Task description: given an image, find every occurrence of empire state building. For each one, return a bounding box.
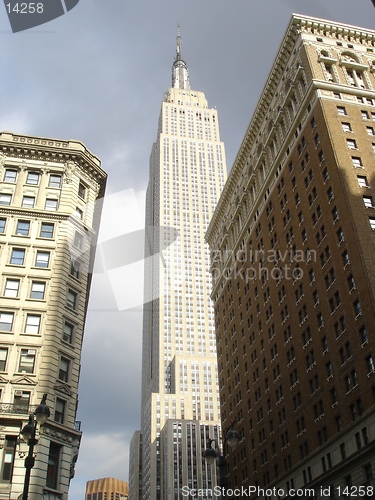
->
[138,30,227,500]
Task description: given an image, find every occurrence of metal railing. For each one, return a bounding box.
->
[0,403,38,415]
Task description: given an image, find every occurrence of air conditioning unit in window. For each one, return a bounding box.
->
[27,350,36,355]
[14,390,23,396]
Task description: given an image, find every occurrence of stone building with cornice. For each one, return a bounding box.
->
[0,132,106,499]
[206,14,375,498]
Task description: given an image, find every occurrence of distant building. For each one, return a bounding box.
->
[85,477,128,500]
[138,29,227,499]
[0,131,106,499]
[128,431,142,500]
[207,14,375,498]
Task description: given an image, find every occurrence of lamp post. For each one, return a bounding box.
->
[21,394,50,500]
[203,424,240,496]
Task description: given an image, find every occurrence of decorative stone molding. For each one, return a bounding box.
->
[42,426,74,444]
[0,153,6,168]
[10,375,37,386]
[54,384,73,397]
[64,160,76,183]
[41,166,51,175]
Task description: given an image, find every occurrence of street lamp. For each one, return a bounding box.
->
[203,424,240,493]
[21,394,50,500]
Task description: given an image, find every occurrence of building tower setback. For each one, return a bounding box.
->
[206,14,375,498]
[138,29,228,500]
[0,131,106,499]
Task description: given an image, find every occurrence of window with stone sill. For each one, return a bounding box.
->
[22,196,35,208]
[3,169,17,183]
[24,314,41,335]
[16,220,30,236]
[4,279,20,298]
[0,312,14,332]
[0,193,12,205]
[10,248,25,266]
[26,171,40,185]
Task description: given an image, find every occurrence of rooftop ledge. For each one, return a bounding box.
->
[0,131,102,169]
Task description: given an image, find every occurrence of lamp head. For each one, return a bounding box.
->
[34,394,50,425]
[21,415,34,441]
[226,426,240,449]
[203,446,218,465]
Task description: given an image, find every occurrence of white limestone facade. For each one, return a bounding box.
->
[0,132,106,499]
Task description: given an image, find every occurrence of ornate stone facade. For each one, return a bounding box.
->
[0,132,106,499]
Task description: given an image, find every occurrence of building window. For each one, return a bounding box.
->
[26,172,40,185]
[63,321,74,344]
[73,231,83,249]
[369,217,375,230]
[3,169,17,183]
[74,207,83,219]
[54,398,66,424]
[346,67,366,88]
[78,182,86,200]
[360,326,368,343]
[24,314,41,335]
[45,199,58,211]
[363,196,374,208]
[337,106,347,116]
[0,436,17,482]
[46,442,61,489]
[354,300,362,317]
[0,348,8,371]
[49,174,61,188]
[35,251,50,268]
[0,218,6,233]
[30,282,46,300]
[342,250,350,266]
[342,122,352,132]
[70,259,80,279]
[352,157,363,168]
[13,391,30,410]
[22,196,35,208]
[4,279,20,298]
[16,220,30,236]
[58,357,70,382]
[357,175,369,188]
[0,312,14,332]
[67,289,78,310]
[18,349,36,373]
[10,248,25,266]
[40,222,54,238]
[347,274,356,291]
[366,355,375,374]
[0,193,12,205]
[363,463,373,482]
[347,139,357,149]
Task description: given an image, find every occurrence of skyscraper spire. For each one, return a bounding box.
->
[172,25,190,90]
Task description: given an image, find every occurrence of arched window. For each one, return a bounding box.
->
[340,52,369,89]
[318,49,338,83]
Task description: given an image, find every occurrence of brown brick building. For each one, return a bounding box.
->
[206,15,375,498]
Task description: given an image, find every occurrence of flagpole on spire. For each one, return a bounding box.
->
[172,25,190,90]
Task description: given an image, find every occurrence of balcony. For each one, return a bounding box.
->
[0,402,38,416]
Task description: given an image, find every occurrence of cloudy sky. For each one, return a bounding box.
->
[1,0,374,497]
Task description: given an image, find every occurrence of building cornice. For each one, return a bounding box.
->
[207,14,375,244]
[0,132,107,189]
